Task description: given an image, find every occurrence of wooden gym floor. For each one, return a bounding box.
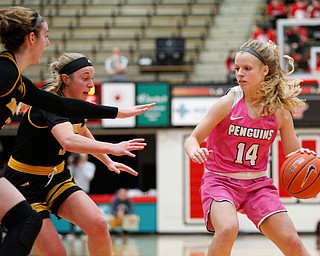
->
[30,233,320,256]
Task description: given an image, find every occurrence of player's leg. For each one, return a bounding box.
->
[58,190,112,256]
[0,178,42,256]
[33,217,67,256]
[260,212,310,256]
[207,200,239,256]
[0,177,25,220]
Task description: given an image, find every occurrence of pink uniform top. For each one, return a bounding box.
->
[205,86,278,173]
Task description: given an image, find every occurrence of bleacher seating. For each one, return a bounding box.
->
[3,0,222,83]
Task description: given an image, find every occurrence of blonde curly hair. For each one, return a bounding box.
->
[239,39,304,116]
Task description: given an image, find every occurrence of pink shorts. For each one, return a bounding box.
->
[200,171,286,232]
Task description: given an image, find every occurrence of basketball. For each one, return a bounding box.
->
[280,152,320,199]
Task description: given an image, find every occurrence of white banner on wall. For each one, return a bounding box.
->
[171,97,219,126]
[101,83,136,128]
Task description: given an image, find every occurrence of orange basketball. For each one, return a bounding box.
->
[280,152,320,199]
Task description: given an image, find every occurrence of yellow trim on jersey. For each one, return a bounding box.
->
[8,156,64,175]
[31,176,77,214]
[27,107,48,128]
[6,98,17,115]
[0,52,24,98]
[73,123,82,133]
[47,176,75,209]
[58,149,66,155]
[31,202,49,214]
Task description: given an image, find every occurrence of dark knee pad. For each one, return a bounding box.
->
[19,209,42,250]
[0,201,42,256]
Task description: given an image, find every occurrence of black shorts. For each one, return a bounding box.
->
[5,166,81,219]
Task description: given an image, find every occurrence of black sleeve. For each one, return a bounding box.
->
[0,57,19,96]
[21,76,118,119]
[37,108,70,130]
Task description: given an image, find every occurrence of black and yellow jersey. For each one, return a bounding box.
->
[5,104,84,217]
[8,104,84,175]
[0,51,26,129]
[0,50,118,130]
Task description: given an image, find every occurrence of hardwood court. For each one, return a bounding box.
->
[30,233,320,256]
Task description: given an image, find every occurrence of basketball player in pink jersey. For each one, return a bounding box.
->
[184,39,311,255]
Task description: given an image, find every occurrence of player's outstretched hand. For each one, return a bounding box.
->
[107,161,138,176]
[112,138,147,157]
[117,103,156,118]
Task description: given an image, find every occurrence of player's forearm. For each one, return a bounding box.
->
[61,135,118,155]
[79,128,115,167]
[23,78,118,119]
[92,153,113,167]
[184,137,200,157]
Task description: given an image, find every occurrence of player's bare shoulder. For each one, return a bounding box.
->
[218,88,236,109]
[206,88,235,121]
[275,107,293,130]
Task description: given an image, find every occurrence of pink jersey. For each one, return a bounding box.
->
[205,86,278,173]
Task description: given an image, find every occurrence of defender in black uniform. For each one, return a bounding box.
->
[5,53,145,256]
[0,6,153,256]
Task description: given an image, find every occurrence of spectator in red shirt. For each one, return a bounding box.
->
[285,25,310,72]
[307,0,320,17]
[285,26,309,55]
[292,52,310,73]
[288,0,310,19]
[225,49,236,83]
[266,0,287,29]
[253,24,276,43]
[316,54,320,71]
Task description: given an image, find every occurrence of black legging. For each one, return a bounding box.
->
[0,201,42,256]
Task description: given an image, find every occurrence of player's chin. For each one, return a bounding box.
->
[238,81,247,87]
[81,94,89,100]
